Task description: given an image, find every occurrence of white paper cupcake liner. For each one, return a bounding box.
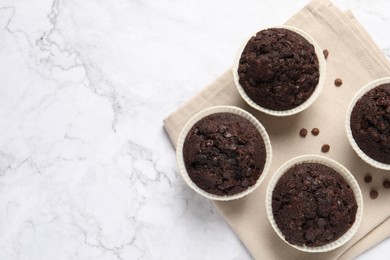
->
[176,106,272,201]
[232,25,326,116]
[265,155,363,253]
[346,77,390,170]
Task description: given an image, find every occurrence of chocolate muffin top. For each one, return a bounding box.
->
[237,28,320,111]
[350,83,390,164]
[182,112,266,196]
[272,163,357,247]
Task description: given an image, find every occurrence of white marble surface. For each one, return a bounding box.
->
[0,0,389,259]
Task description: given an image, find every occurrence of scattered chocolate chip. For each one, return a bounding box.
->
[383,180,390,189]
[299,128,308,137]
[323,49,329,59]
[364,175,372,183]
[321,144,330,153]
[334,78,343,87]
[311,128,320,136]
[370,189,379,199]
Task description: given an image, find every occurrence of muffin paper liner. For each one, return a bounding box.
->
[265,155,363,253]
[176,105,272,201]
[232,25,326,116]
[345,77,390,170]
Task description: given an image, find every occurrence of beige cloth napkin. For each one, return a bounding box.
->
[163,0,390,259]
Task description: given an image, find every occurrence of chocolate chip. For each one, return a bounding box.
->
[321,144,330,153]
[212,157,218,166]
[317,218,327,227]
[218,180,236,190]
[218,125,227,133]
[326,233,334,241]
[228,158,238,165]
[370,189,379,199]
[224,132,233,138]
[323,49,329,59]
[311,128,320,136]
[241,179,249,187]
[206,139,214,147]
[383,180,390,189]
[299,128,308,137]
[229,144,237,151]
[223,172,231,179]
[364,175,372,183]
[304,230,315,241]
[195,154,207,164]
[360,120,369,129]
[334,78,343,87]
[248,77,256,85]
[260,56,269,65]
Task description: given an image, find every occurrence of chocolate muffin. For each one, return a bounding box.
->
[350,83,390,164]
[272,163,357,247]
[237,28,320,111]
[182,112,267,196]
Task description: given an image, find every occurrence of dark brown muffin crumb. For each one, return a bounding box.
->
[323,49,329,59]
[183,112,266,196]
[311,128,320,136]
[383,180,390,189]
[237,28,320,111]
[364,175,372,183]
[335,78,343,87]
[350,84,390,164]
[299,128,308,137]
[370,189,379,199]
[272,163,357,247]
[321,144,330,153]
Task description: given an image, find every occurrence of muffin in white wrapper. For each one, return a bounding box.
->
[266,155,363,252]
[346,77,390,170]
[176,106,272,201]
[233,25,326,116]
